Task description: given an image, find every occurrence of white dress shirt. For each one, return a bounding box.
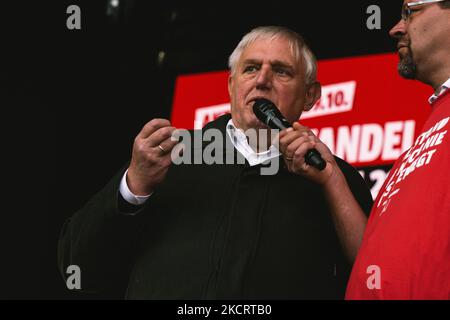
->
[119,118,281,205]
[428,77,450,104]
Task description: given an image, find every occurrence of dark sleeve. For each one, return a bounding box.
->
[57,163,149,297]
[334,156,373,216]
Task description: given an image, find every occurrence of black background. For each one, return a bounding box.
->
[3,0,405,299]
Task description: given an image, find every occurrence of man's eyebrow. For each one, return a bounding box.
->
[241,59,261,65]
[241,59,295,70]
[271,60,295,71]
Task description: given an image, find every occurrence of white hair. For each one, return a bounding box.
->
[228,26,317,85]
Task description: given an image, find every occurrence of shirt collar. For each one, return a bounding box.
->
[226,119,280,166]
[428,77,450,104]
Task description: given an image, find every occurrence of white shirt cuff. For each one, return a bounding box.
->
[119,169,152,205]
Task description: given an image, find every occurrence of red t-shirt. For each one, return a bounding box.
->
[346,90,450,300]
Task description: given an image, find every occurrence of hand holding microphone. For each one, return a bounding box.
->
[253,98,326,171]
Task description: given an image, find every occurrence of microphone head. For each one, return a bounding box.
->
[253,98,290,129]
[253,98,277,125]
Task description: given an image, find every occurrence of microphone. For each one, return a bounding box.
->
[253,98,326,171]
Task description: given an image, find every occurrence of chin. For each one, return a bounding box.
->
[251,122,272,133]
[245,115,266,130]
[234,111,269,131]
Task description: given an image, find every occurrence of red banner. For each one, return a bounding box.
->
[171,53,432,169]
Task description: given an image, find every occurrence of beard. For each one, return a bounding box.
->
[397,47,417,79]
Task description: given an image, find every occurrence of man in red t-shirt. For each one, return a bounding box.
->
[344,0,450,299]
[278,0,450,300]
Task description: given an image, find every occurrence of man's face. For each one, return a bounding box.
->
[228,36,312,132]
[389,0,450,79]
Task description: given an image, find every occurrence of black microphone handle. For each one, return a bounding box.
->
[268,118,326,171]
[305,149,326,171]
[270,117,289,130]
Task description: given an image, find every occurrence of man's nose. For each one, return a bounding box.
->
[255,66,272,90]
[389,19,406,39]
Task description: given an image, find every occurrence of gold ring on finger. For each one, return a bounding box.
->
[158,144,166,154]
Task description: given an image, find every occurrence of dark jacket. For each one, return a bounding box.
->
[58,114,373,299]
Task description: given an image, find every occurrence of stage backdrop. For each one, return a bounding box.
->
[170,53,432,199]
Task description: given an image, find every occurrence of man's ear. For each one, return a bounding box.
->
[228,74,233,97]
[303,81,321,112]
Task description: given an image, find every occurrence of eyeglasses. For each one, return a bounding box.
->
[401,0,448,20]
